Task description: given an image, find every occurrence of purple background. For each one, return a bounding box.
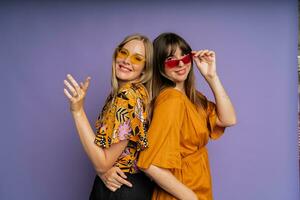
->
[0,0,298,199]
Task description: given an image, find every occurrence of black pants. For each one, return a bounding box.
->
[89,172,154,200]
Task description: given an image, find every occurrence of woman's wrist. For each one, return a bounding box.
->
[71,107,85,117]
[205,74,219,84]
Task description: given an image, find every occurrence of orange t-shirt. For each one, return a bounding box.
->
[138,88,225,200]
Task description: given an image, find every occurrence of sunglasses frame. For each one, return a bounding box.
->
[116,47,145,66]
[164,52,194,68]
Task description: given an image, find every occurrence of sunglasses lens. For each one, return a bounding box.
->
[165,59,179,68]
[164,53,192,68]
[131,55,145,65]
[117,48,145,65]
[117,48,129,59]
[181,54,192,64]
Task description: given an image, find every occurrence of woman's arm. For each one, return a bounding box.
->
[206,75,236,127]
[193,50,237,127]
[64,74,128,173]
[142,165,198,200]
[72,108,128,173]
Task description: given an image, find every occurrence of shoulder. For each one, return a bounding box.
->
[118,82,148,98]
[152,88,186,123]
[116,82,149,107]
[155,87,185,107]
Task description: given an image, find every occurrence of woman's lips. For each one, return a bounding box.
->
[118,64,132,72]
[175,67,187,75]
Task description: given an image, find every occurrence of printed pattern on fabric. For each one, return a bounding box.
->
[94,82,149,173]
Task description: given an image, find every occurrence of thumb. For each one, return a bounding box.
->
[83,76,91,91]
[193,57,201,67]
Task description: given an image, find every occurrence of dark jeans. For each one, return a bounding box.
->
[89,172,154,200]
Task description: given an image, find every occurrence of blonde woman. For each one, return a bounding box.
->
[63,34,154,200]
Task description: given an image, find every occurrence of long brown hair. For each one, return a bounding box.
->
[150,32,207,119]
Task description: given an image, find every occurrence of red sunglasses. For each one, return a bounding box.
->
[164,52,195,68]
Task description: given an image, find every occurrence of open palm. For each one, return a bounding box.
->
[63,74,91,112]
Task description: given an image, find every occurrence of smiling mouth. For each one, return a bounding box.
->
[175,68,187,75]
[118,64,132,72]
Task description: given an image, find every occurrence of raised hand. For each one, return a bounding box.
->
[99,167,132,192]
[192,50,217,80]
[63,74,91,113]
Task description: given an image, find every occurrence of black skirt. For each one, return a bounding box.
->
[89,172,154,200]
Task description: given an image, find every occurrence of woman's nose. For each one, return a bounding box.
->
[124,56,131,64]
[178,60,184,68]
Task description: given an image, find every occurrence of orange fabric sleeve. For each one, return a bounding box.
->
[207,101,225,140]
[94,86,149,150]
[137,91,184,169]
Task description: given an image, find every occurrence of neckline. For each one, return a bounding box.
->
[160,87,188,99]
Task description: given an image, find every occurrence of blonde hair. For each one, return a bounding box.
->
[111,34,153,99]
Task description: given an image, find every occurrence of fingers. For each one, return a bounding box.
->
[106,183,119,192]
[82,77,91,92]
[100,174,121,192]
[115,174,132,187]
[80,82,84,89]
[116,168,132,187]
[193,50,214,57]
[116,167,127,179]
[106,180,121,189]
[63,88,73,100]
[193,50,215,62]
[64,79,78,97]
[64,74,91,99]
[66,74,82,96]
[79,77,91,92]
[200,50,212,57]
[100,167,133,192]
[104,177,122,192]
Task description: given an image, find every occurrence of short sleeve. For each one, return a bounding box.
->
[137,90,184,170]
[94,86,149,151]
[207,101,225,140]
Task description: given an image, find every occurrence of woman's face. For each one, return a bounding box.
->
[163,46,192,84]
[115,39,146,84]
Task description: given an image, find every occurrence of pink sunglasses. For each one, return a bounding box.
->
[164,52,195,68]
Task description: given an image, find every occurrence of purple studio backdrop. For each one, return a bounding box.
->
[0,0,298,199]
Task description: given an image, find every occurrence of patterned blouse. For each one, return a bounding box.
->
[94,82,149,173]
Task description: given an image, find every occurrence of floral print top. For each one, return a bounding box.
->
[94,82,149,173]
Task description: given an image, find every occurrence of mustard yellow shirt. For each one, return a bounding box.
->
[138,88,225,200]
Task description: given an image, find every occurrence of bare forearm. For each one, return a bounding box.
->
[72,109,108,172]
[143,165,197,200]
[206,75,237,126]
[64,74,126,173]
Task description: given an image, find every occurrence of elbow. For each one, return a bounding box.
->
[139,167,153,178]
[219,117,237,127]
[142,168,155,180]
[139,167,148,174]
[228,117,237,126]
[229,111,238,126]
[217,112,237,127]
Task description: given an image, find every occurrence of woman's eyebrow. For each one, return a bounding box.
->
[134,53,145,57]
[122,47,144,56]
